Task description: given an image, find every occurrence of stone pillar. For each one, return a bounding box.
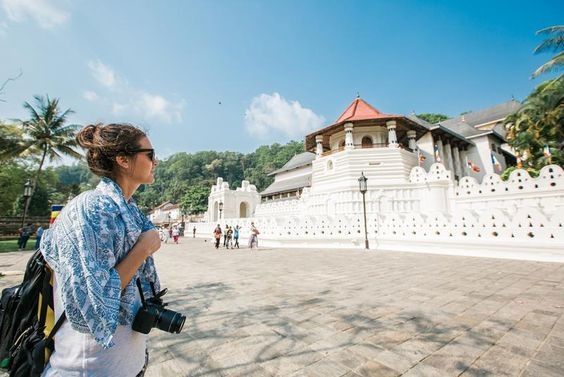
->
[444,140,455,175]
[452,145,462,180]
[407,130,417,151]
[386,120,398,148]
[344,122,354,150]
[315,135,324,157]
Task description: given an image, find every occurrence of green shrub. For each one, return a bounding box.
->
[500,166,540,181]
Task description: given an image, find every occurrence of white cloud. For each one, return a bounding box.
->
[86,59,184,124]
[110,93,184,123]
[1,0,69,29]
[87,60,117,89]
[245,92,325,138]
[82,90,98,101]
[129,91,184,123]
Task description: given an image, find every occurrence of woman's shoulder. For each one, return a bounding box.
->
[85,189,119,208]
[42,192,120,249]
[73,190,121,221]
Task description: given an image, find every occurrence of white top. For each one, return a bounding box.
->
[42,277,147,377]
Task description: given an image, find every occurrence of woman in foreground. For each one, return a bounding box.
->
[41,123,161,376]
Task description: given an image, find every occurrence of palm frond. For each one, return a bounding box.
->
[531,53,564,78]
[534,36,564,54]
[22,102,41,123]
[535,25,564,36]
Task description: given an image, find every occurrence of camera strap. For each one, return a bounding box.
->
[136,278,167,307]
[135,278,147,308]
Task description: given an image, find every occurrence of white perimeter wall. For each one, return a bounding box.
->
[191,164,564,262]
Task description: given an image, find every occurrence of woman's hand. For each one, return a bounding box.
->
[136,229,161,257]
[117,229,161,288]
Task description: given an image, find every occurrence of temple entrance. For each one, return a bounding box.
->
[239,202,249,218]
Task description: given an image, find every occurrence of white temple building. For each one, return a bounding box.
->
[206,178,261,223]
[198,97,563,262]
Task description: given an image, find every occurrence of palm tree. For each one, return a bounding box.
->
[1,95,82,213]
[531,25,564,78]
[0,122,24,161]
[505,76,564,168]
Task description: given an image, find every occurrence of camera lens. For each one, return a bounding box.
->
[157,309,186,334]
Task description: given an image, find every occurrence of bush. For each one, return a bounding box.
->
[500,166,540,181]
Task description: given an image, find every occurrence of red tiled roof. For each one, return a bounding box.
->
[334,97,401,124]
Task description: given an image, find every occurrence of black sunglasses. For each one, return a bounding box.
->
[129,148,156,161]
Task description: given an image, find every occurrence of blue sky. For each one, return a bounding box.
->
[1,0,562,161]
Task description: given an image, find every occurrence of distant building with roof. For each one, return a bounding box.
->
[260,152,315,201]
[256,97,521,204]
[198,96,563,260]
[149,201,181,225]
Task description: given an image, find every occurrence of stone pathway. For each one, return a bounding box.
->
[1,239,563,376]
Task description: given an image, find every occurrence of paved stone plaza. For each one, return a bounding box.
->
[1,239,563,376]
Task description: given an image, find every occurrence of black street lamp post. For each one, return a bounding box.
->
[21,179,33,227]
[219,201,223,220]
[358,172,369,250]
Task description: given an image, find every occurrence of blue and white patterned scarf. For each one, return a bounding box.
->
[41,177,160,348]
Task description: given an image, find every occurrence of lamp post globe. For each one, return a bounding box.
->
[358,172,367,194]
[21,179,33,227]
[358,172,369,250]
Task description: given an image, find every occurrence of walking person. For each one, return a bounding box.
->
[39,122,162,376]
[17,222,33,250]
[158,227,166,241]
[162,226,170,243]
[223,224,229,247]
[213,224,222,249]
[172,226,179,244]
[193,226,196,238]
[34,223,44,249]
[225,226,233,249]
[248,222,260,250]
[233,225,240,249]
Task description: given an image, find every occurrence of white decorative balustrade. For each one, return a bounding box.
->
[191,165,564,262]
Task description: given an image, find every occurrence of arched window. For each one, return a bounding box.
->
[327,160,334,170]
[239,202,249,218]
[361,136,372,148]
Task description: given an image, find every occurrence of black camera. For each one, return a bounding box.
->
[132,279,186,335]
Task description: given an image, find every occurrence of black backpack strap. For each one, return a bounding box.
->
[46,312,66,343]
[37,269,51,330]
[44,311,66,356]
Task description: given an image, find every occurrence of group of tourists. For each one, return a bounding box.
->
[158,225,180,244]
[213,222,260,250]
